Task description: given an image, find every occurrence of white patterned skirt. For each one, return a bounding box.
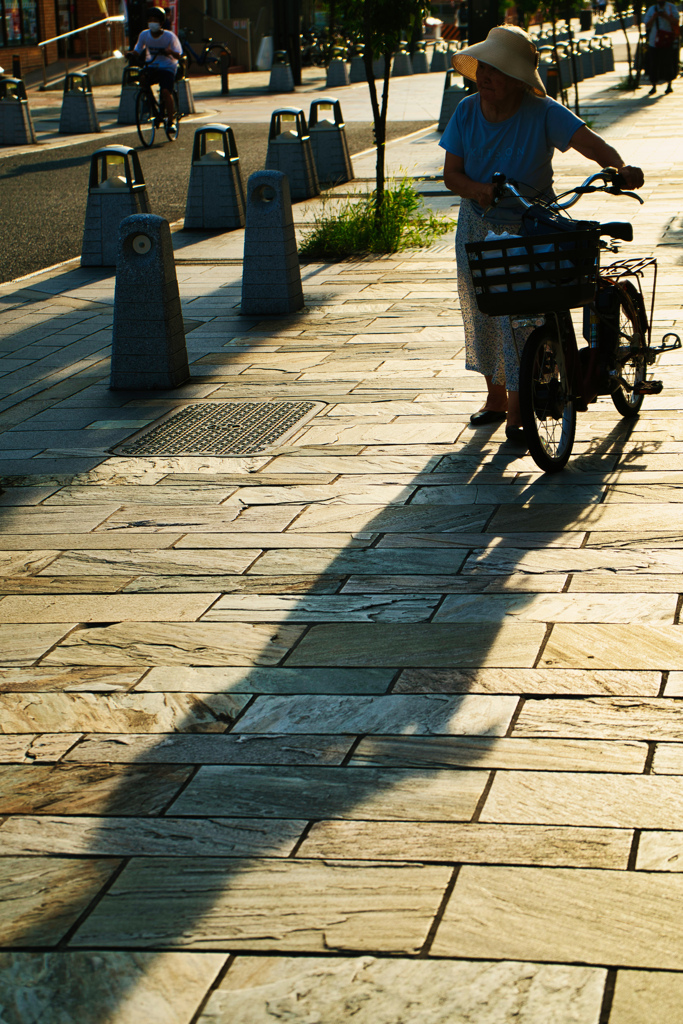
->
[455,198,526,391]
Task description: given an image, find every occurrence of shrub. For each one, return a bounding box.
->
[299,178,451,261]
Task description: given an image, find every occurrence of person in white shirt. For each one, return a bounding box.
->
[127,6,182,133]
[644,0,679,94]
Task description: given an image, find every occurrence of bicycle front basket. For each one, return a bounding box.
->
[465,228,600,316]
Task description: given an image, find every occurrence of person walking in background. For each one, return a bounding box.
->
[644,0,679,94]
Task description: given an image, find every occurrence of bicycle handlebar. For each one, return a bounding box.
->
[489,168,645,214]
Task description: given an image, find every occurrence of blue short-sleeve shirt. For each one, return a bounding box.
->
[439,92,584,221]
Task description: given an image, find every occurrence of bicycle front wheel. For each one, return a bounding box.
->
[204,44,229,73]
[520,324,577,473]
[611,279,648,418]
[136,89,158,147]
[164,90,180,142]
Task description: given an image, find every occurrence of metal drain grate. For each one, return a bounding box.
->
[113,401,318,457]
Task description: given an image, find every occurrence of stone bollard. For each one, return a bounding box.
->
[430,45,449,72]
[269,50,295,92]
[184,124,245,230]
[117,65,141,125]
[265,108,319,201]
[111,213,189,390]
[412,41,429,74]
[392,44,413,76]
[600,37,615,73]
[309,98,353,188]
[81,146,151,267]
[591,37,605,74]
[176,78,195,115]
[59,72,100,134]
[326,52,350,88]
[578,39,596,78]
[241,170,303,316]
[0,77,37,146]
[349,50,366,83]
[438,69,467,132]
[372,55,391,78]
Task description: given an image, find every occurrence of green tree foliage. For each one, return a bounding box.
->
[504,0,543,31]
[337,0,430,213]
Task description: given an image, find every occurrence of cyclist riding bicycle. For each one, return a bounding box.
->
[127,6,181,137]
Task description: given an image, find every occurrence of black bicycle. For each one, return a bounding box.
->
[179,31,231,74]
[466,168,681,473]
[134,61,181,148]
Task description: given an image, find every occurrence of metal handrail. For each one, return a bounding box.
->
[38,15,126,88]
[38,15,125,48]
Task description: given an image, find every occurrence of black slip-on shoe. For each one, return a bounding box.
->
[469,409,507,426]
[505,425,528,447]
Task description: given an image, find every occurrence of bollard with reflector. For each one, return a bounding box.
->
[349,46,366,83]
[308,98,353,188]
[111,214,190,390]
[117,65,140,125]
[81,146,151,266]
[241,170,303,316]
[184,124,245,230]
[0,77,36,145]
[438,68,467,132]
[265,108,319,201]
[430,44,448,72]
[59,71,100,134]
[326,47,349,87]
[392,41,413,76]
[269,50,294,92]
[412,41,429,74]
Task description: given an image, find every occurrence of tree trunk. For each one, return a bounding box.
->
[616,6,634,84]
[375,49,391,216]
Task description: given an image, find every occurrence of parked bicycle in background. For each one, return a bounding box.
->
[178,28,231,76]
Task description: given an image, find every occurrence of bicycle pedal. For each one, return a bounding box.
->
[633,380,663,395]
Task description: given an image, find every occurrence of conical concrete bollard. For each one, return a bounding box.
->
[0,77,36,145]
[184,124,245,230]
[269,50,295,91]
[438,69,467,132]
[117,65,141,125]
[265,108,319,202]
[309,98,353,188]
[111,213,189,390]
[59,72,100,134]
[81,146,151,267]
[241,170,303,316]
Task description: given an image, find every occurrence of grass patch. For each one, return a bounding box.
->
[299,178,452,261]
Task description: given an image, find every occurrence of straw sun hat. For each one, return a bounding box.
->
[451,26,546,97]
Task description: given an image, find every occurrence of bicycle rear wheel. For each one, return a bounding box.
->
[136,89,158,147]
[204,44,229,73]
[520,324,577,473]
[611,279,648,418]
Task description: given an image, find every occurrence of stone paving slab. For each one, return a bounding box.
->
[2,46,683,1023]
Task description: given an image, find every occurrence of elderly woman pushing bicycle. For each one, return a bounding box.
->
[440,26,644,445]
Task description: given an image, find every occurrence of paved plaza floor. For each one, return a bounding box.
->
[2,52,683,1023]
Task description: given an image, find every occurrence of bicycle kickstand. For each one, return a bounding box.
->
[648,332,683,358]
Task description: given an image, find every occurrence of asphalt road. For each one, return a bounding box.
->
[0,120,433,284]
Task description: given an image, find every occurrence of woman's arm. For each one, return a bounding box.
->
[569,126,644,189]
[443,152,496,208]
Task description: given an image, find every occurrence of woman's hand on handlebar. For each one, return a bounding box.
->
[472,182,497,209]
[617,165,645,190]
